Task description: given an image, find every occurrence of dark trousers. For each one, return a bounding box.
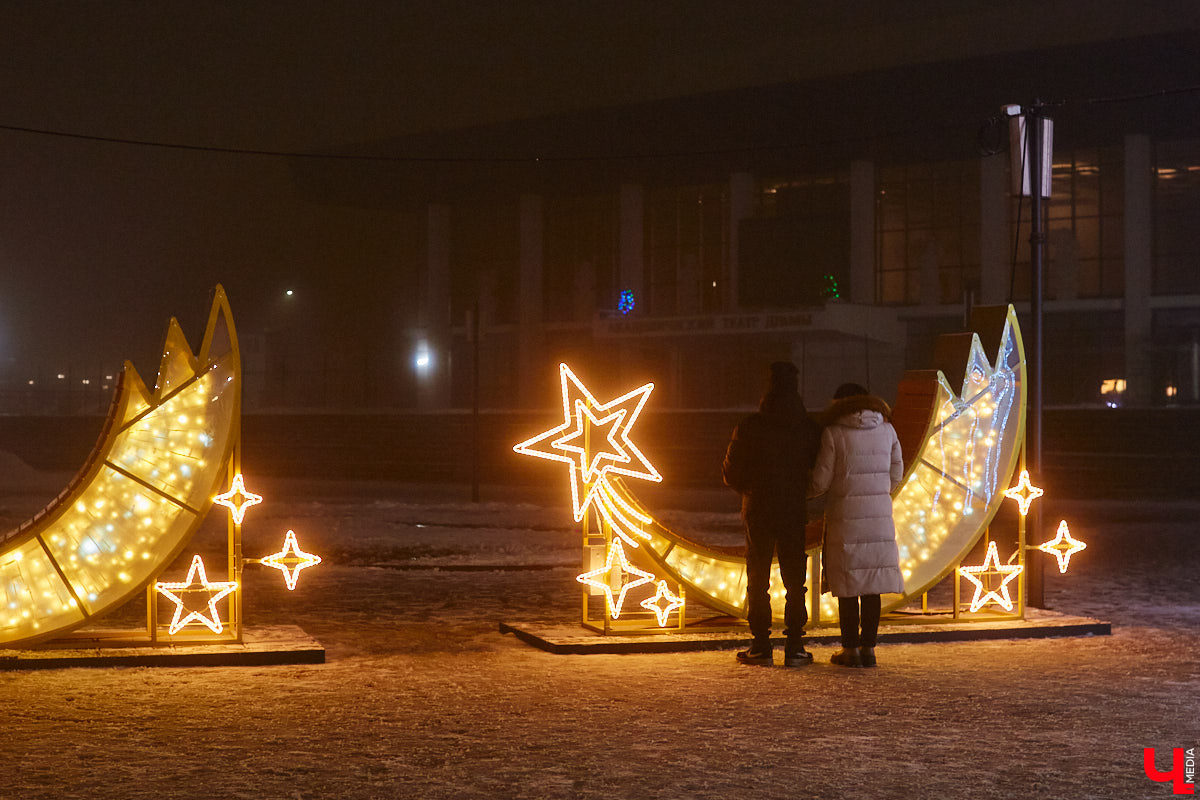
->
[745,524,808,646]
[837,594,881,648]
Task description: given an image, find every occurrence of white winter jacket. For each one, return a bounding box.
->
[809,394,905,598]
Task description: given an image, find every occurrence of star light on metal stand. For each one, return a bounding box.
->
[213,473,263,525]
[958,541,1024,613]
[640,580,684,627]
[1003,469,1044,516]
[258,530,323,590]
[155,555,238,635]
[576,540,655,619]
[513,363,661,524]
[1037,520,1087,574]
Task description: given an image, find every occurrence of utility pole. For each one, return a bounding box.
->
[1009,102,1052,607]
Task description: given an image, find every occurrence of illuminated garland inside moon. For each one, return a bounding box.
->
[515,306,1027,628]
[0,290,240,645]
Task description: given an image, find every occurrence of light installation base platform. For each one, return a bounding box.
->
[0,625,325,670]
[499,609,1111,655]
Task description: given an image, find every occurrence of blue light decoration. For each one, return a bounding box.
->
[617,289,636,315]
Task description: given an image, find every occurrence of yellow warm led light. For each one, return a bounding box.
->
[640,580,684,627]
[958,541,1024,613]
[1037,519,1087,574]
[259,530,323,590]
[513,363,660,522]
[213,473,263,525]
[576,540,655,619]
[1003,470,1044,516]
[0,287,240,646]
[521,306,1026,631]
[155,554,238,635]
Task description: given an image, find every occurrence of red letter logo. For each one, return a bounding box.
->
[1144,748,1195,795]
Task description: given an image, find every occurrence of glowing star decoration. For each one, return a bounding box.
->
[576,540,655,619]
[513,364,661,526]
[259,530,322,590]
[1003,469,1044,516]
[1037,520,1087,574]
[0,286,240,647]
[155,555,238,635]
[957,541,1024,613]
[640,580,684,627]
[213,473,263,525]
[516,305,1028,630]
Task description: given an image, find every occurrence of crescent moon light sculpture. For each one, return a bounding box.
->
[0,287,240,647]
[515,305,1028,628]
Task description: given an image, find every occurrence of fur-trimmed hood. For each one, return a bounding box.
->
[819,393,892,428]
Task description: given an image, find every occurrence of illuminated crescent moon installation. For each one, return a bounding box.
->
[0,287,321,649]
[515,305,1082,632]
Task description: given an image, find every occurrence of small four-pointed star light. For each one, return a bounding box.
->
[155,555,238,635]
[1037,519,1087,574]
[576,539,655,619]
[213,473,263,525]
[259,530,322,590]
[958,541,1024,613]
[640,580,685,627]
[1003,469,1044,517]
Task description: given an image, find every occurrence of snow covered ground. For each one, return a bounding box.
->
[0,455,1197,799]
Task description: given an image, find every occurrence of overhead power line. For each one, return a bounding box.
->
[2,82,1197,163]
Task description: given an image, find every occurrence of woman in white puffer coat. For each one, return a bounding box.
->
[809,382,904,668]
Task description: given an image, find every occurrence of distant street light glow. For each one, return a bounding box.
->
[414,344,432,371]
[285,289,294,297]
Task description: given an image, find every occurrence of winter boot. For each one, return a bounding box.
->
[783,642,814,667]
[736,638,773,665]
[830,647,862,667]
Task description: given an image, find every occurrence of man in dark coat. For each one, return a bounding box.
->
[722,361,822,666]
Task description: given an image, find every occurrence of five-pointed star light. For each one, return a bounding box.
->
[1037,519,1087,574]
[514,364,661,522]
[640,580,685,627]
[1003,469,1044,517]
[958,541,1024,613]
[213,472,263,525]
[576,540,655,619]
[155,555,238,635]
[260,530,323,590]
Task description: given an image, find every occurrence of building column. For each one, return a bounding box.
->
[618,184,645,310]
[979,155,1010,305]
[1124,134,1153,407]
[728,172,756,311]
[419,203,452,410]
[518,193,544,408]
[849,160,875,304]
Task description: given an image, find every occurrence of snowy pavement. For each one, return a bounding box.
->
[0,472,1197,799]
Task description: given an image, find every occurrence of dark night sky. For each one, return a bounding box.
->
[0,1,1195,378]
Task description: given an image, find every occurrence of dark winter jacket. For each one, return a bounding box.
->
[809,393,905,597]
[722,392,822,535]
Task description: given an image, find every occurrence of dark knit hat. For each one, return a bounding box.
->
[767,361,800,394]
